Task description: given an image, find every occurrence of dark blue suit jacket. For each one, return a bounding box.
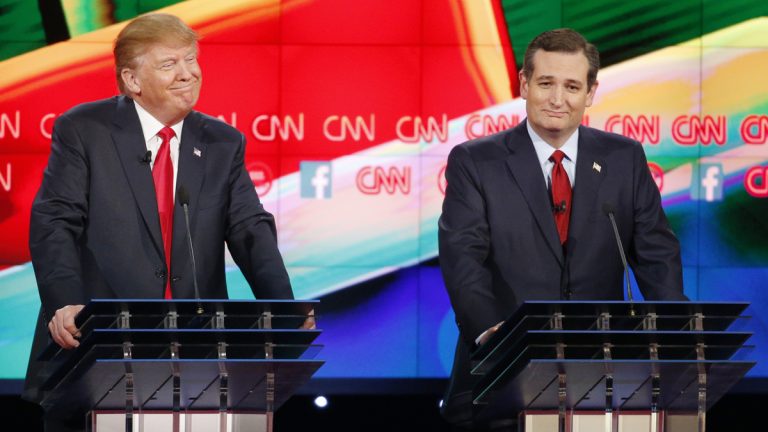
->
[24,96,293,402]
[437,120,686,423]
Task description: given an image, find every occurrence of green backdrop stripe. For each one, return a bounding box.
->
[500,0,767,68]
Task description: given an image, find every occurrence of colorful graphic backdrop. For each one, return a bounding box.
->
[0,0,766,390]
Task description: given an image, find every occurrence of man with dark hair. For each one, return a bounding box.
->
[521,28,600,90]
[24,13,311,431]
[438,28,686,430]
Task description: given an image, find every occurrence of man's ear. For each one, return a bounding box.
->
[120,68,141,95]
[585,80,599,107]
[519,70,528,99]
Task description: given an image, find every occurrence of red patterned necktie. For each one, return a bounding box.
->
[153,126,175,299]
[550,150,572,245]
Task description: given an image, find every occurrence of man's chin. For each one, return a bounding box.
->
[166,105,195,123]
[175,98,197,113]
[172,89,198,104]
[540,124,565,134]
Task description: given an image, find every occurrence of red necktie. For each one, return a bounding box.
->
[153,126,175,299]
[550,150,572,245]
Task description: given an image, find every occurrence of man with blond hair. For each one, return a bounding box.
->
[25,14,303,431]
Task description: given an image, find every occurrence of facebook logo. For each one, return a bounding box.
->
[300,161,332,199]
[692,163,724,202]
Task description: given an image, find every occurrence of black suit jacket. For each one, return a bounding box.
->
[24,96,293,402]
[437,121,686,423]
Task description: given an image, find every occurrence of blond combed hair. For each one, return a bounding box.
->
[114,13,199,93]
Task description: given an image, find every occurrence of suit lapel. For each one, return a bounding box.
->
[567,126,606,253]
[504,122,565,266]
[171,112,208,270]
[111,96,165,259]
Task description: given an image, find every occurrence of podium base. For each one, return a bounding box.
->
[521,411,699,432]
[90,411,268,432]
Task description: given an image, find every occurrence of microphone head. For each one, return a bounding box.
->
[602,202,615,216]
[140,150,152,164]
[178,185,189,206]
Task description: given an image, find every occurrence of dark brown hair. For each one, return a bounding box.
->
[522,28,600,88]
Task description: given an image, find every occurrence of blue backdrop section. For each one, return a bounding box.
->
[303,263,457,378]
[698,268,768,377]
[0,264,39,380]
[312,266,420,377]
[418,265,457,377]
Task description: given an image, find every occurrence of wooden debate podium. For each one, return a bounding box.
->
[470,301,755,432]
[37,299,322,432]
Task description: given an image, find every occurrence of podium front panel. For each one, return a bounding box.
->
[42,358,322,416]
[474,359,753,421]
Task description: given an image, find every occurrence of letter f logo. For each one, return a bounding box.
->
[300,161,332,199]
[692,163,723,202]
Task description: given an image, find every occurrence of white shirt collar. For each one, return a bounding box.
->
[133,100,184,142]
[526,121,579,168]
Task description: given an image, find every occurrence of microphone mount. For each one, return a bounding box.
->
[602,203,635,316]
[178,186,203,314]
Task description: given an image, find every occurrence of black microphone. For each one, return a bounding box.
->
[602,203,635,316]
[178,186,203,314]
[553,200,567,213]
[140,150,152,165]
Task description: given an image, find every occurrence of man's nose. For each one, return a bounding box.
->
[176,62,193,80]
[549,86,564,106]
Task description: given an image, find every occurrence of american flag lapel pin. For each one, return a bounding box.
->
[193,147,202,157]
[593,161,601,173]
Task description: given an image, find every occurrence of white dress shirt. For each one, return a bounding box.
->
[134,101,184,197]
[527,122,578,189]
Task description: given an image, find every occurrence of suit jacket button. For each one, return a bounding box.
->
[155,269,166,278]
[172,276,181,282]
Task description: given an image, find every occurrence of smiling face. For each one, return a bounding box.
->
[121,42,202,125]
[520,49,598,148]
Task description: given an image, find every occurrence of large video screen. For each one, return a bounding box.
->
[0,0,766,386]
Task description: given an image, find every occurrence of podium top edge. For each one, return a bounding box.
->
[528,358,758,366]
[517,301,749,314]
[74,299,318,327]
[521,301,749,305]
[87,299,319,304]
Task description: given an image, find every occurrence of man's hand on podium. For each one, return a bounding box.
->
[301,309,316,330]
[49,304,85,349]
[476,321,504,347]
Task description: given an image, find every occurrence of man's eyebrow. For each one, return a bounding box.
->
[534,75,585,85]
